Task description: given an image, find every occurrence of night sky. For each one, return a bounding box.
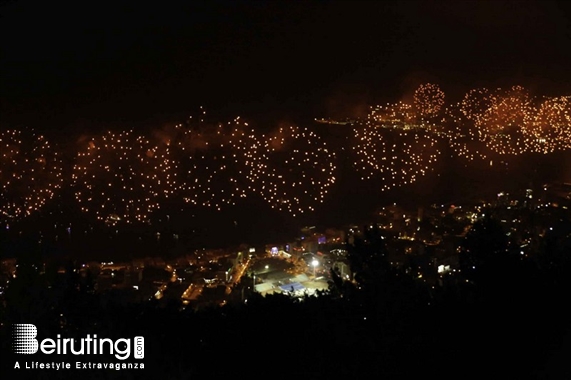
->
[2,0,570,130]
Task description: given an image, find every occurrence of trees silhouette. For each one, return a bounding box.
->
[459,214,509,285]
[347,225,390,288]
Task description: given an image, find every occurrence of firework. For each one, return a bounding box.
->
[352,122,441,191]
[170,117,259,210]
[443,89,495,161]
[529,96,571,153]
[414,83,446,119]
[249,125,337,216]
[473,85,538,155]
[0,129,63,222]
[72,130,176,224]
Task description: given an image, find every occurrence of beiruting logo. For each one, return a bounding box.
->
[13,324,144,360]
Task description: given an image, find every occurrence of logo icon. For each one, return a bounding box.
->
[13,324,38,354]
[12,324,144,360]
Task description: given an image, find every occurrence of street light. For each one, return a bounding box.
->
[312,259,319,278]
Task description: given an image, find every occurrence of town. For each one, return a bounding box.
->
[2,181,568,314]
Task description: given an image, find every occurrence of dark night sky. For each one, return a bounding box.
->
[1,0,570,131]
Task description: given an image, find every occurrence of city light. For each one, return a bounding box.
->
[312,259,318,277]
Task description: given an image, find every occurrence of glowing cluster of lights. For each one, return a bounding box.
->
[0,129,63,222]
[369,84,446,131]
[442,88,495,161]
[249,126,337,216]
[3,83,570,224]
[446,86,571,156]
[352,123,441,190]
[474,86,538,155]
[529,96,571,153]
[169,116,259,210]
[355,84,445,188]
[414,83,446,119]
[350,82,570,190]
[369,101,417,129]
[72,130,176,224]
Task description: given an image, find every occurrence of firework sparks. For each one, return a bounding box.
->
[0,129,63,222]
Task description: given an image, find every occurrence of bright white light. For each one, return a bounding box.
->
[312,259,319,267]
